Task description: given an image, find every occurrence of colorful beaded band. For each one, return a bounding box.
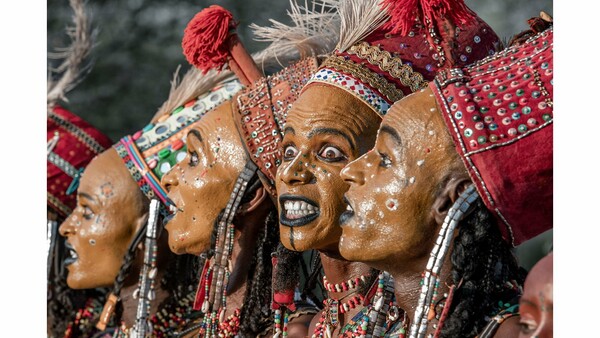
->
[114,79,243,212]
[307,67,392,116]
[115,136,173,208]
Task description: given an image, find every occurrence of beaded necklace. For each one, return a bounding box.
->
[63,297,105,338]
[311,274,368,338]
[339,272,404,338]
[111,292,198,338]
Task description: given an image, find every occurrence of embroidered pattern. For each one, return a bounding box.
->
[308,67,391,116]
[48,112,107,154]
[347,41,428,92]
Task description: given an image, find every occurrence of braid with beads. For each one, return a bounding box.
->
[439,199,526,337]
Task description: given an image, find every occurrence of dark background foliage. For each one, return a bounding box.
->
[48,0,553,141]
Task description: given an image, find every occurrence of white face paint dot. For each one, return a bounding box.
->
[417,160,425,166]
[409,177,416,184]
[428,130,435,136]
[386,198,398,211]
[430,108,436,112]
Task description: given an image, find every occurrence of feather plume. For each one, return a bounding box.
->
[323,0,389,52]
[47,0,96,111]
[250,0,340,68]
[151,66,235,122]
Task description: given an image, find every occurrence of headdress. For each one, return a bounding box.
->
[305,0,501,116]
[431,25,553,247]
[409,21,553,338]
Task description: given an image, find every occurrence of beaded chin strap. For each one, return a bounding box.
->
[409,184,480,338]
[197,160,258,337]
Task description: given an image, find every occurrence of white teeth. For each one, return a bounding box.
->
[346,204,353,212]
[283,200,319,218]
[169,205,178,214]
[69,249,78,259]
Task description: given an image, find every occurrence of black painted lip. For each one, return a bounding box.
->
[279,194,320,227]
[64,241,78,266]
[339,195,354,226]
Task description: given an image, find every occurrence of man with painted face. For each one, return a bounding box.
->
[275,0,501,336]
[161,3,339,336]
[59,60,240,337]
[340,19,552,338]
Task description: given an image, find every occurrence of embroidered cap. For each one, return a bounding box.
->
[306,0,501,116]
[431,26,553,246]
[47,105,113,217]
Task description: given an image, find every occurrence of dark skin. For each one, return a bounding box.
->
[276,85,381,335]
[161,101,313,337]
[340,88,520,337]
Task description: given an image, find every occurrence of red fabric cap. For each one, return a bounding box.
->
[47,105,113,217]
[307,1,501,117]
[431,27,553,246]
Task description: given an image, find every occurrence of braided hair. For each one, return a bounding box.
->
[439,198,526,337]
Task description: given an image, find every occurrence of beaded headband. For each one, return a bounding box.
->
[115,79,243,211]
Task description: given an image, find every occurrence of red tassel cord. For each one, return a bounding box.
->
[382,0,477,36]
[181,5,262,85]
[182,5,236,74]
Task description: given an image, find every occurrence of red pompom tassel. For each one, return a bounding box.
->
[382,0,477,36]
[182,5,237,74]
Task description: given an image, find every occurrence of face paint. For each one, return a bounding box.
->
[276,85,381,253]
[58,149,146,289]
[339,88,464,265]
[161,102,248,255]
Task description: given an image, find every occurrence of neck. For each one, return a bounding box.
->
[318,250,375,331]
[388,254,453,336]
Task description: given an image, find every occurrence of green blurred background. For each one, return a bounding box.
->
[47,0,553,269]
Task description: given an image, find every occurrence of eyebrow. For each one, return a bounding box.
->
[284,126,295,136]
[307,127,355,151]
[380,125,402,145]
[78,192,99,205]
[188,129,202,142]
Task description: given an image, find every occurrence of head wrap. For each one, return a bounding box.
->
[47,105,113,217]
[305,0,501,117]
[430,26,553,246]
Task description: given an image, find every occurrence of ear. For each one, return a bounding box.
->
[431,176,472,225]
[239,186,268,215]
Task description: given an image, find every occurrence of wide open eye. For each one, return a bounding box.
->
[318,145,346,162]
[283,145,299,161]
